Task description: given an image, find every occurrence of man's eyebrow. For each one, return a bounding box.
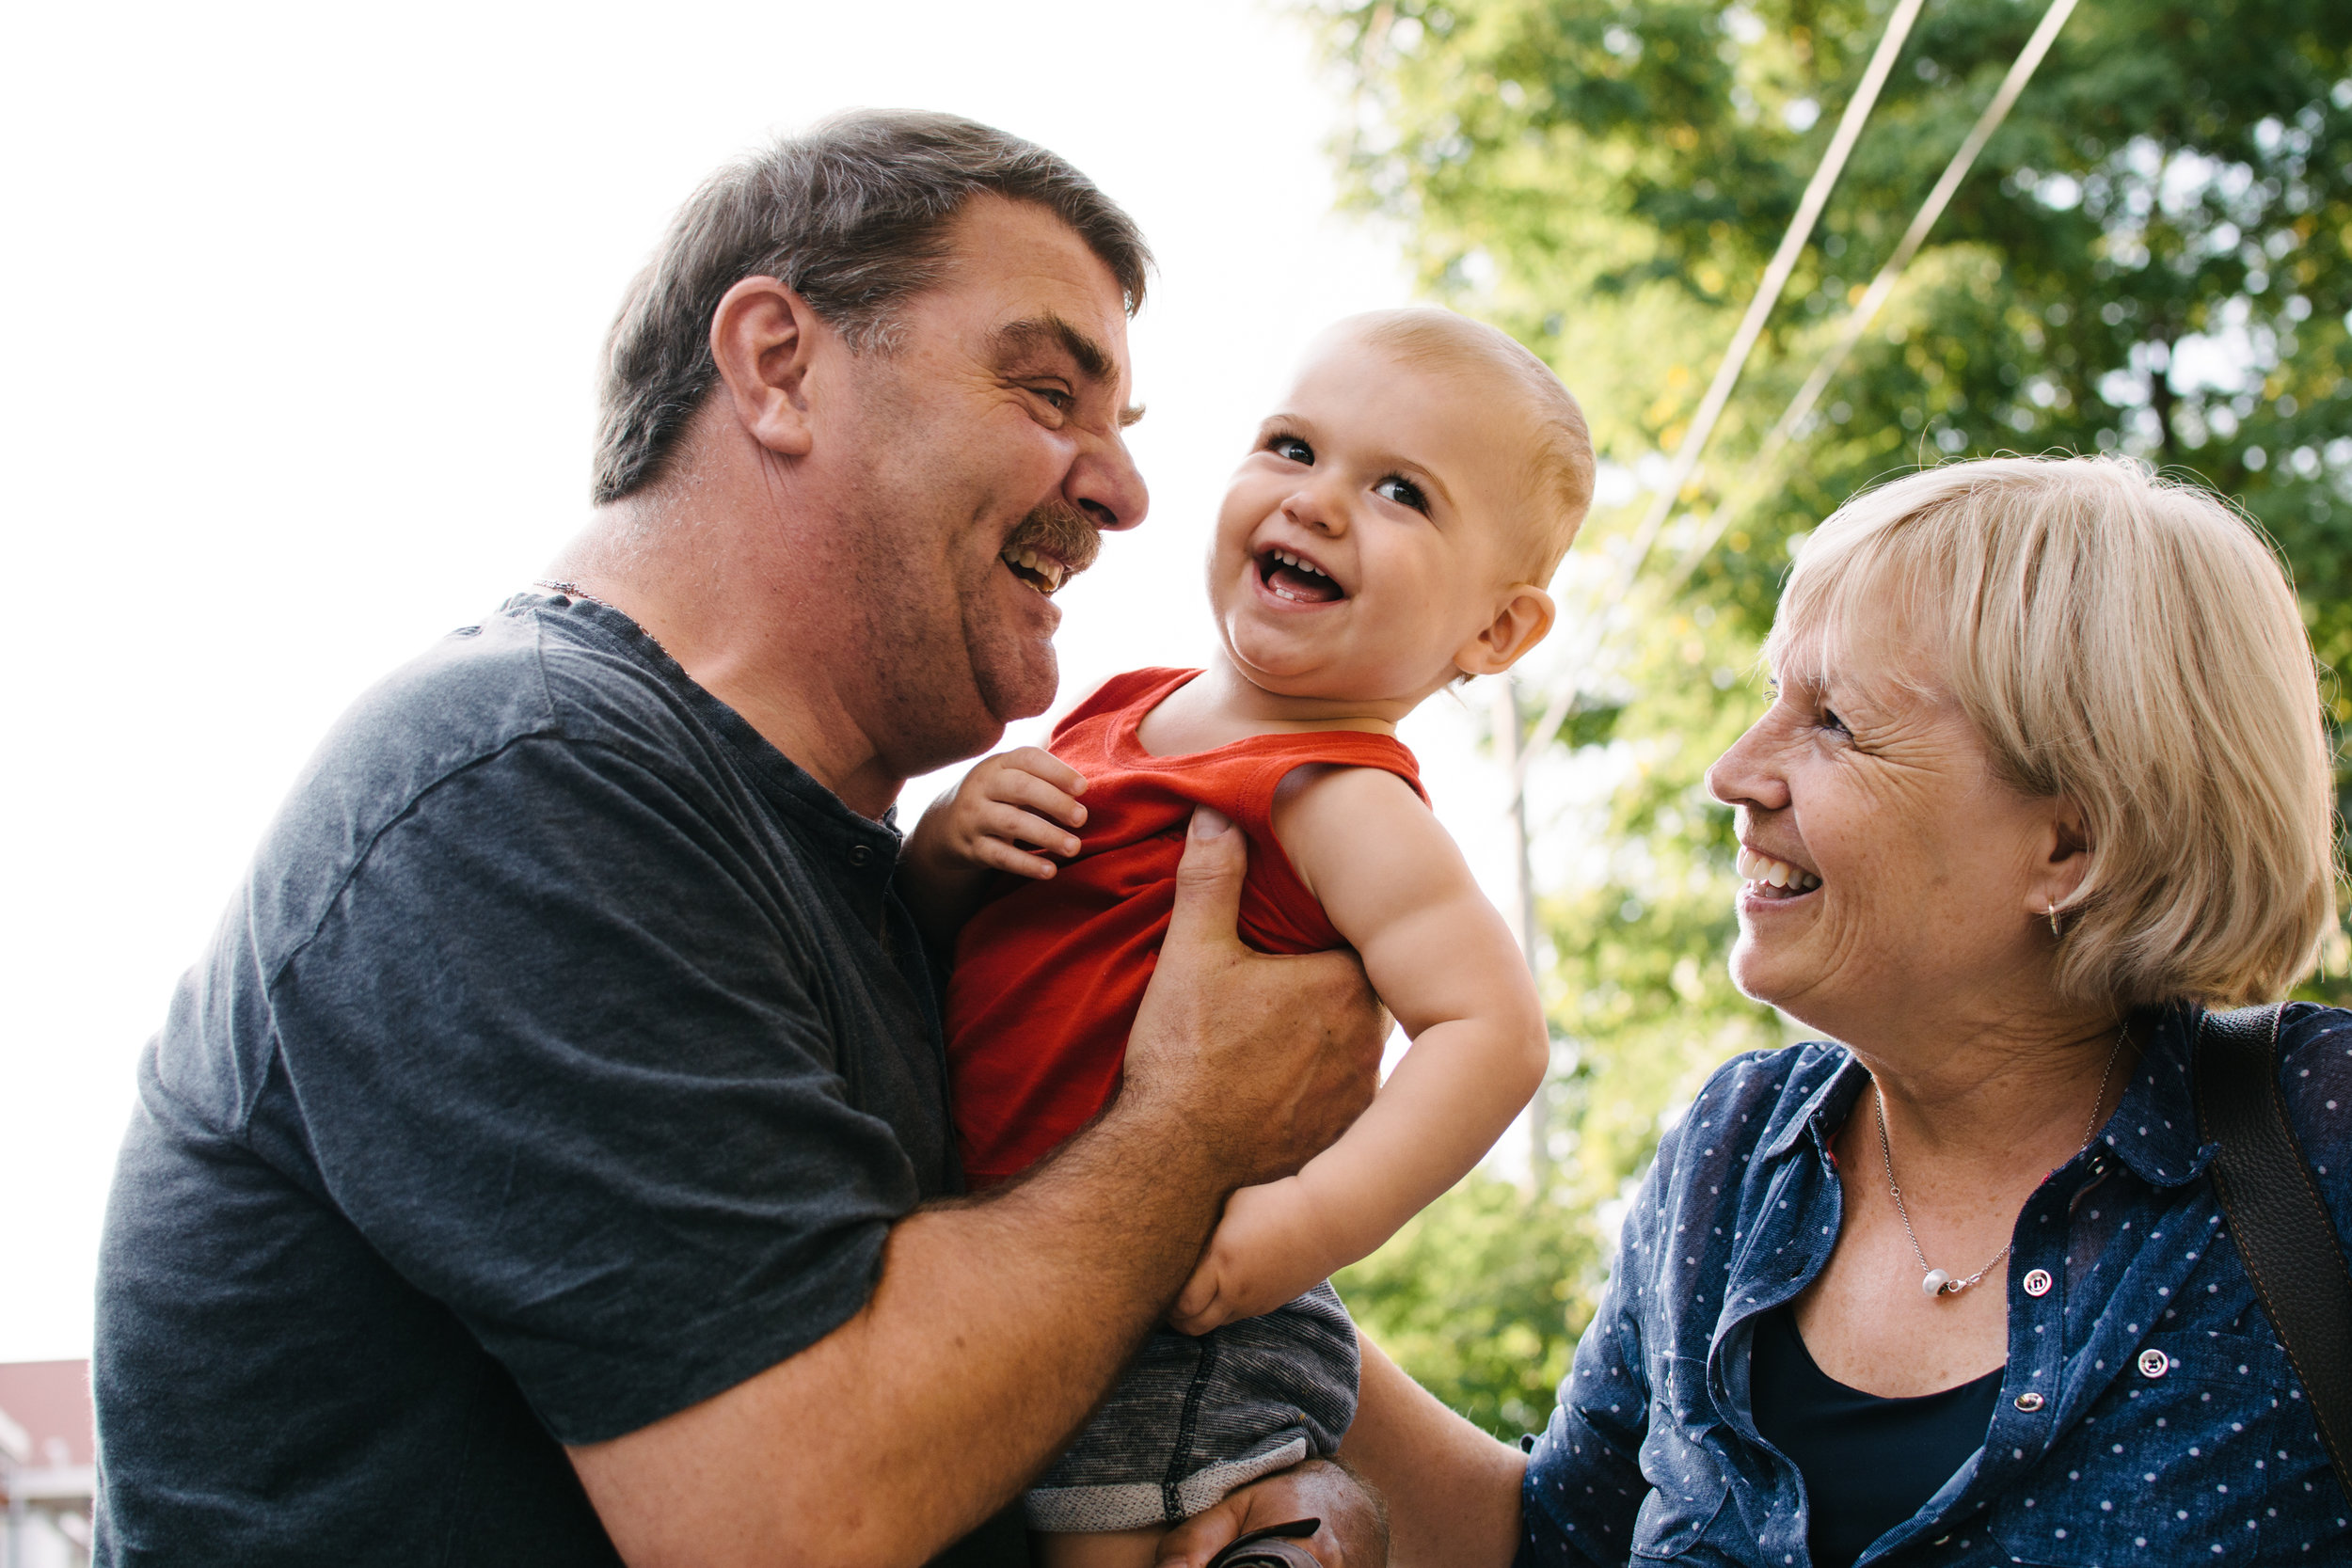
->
[992,313,1143,426]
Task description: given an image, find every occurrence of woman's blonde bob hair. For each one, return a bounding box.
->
[1768,454,2338,1009]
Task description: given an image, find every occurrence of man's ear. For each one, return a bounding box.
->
[707,277,819,459]
[1453,585,1557,677]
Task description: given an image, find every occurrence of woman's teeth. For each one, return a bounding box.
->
[1000,546,1068,594]
[1736,847,1820,892]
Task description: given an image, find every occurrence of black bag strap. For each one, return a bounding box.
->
[2194,1002,2352,1506]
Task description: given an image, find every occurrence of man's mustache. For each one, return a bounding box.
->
[1003,501,1103,586]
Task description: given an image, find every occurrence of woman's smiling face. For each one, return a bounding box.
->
[1704,613,2080,1044]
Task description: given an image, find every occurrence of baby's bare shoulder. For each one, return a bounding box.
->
[1274,763,1463,902]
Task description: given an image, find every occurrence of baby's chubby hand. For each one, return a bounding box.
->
[915,747,1089,880]
[1167,1179,1330,1336]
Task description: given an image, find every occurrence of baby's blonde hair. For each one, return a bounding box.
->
[1769,455,2337,1008]
[1346,308,1596,586]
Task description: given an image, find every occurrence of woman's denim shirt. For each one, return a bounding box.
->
[1518,1003,2352,1566]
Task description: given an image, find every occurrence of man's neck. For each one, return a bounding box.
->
[549,507,907,821]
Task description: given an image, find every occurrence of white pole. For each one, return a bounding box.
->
[1491,674,1549,1180]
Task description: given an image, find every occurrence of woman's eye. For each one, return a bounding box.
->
[1269,435,1313,465]
[1819,706,1851,737]
[1375,475,1429,513]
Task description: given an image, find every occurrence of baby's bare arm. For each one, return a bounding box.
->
[1169,766,1548,1332]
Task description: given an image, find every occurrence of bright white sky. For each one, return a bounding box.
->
[0,0,1554,1361]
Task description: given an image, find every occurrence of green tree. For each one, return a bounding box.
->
[1311,0,2352,1421]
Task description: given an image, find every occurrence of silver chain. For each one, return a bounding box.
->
[1874,1020,2127,1300]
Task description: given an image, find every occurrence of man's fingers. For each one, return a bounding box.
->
[1154,1462,1379,1568]
[1163,806,1248,958]
[1170,1269,1216,1330]
[1155,1497,1248,1568]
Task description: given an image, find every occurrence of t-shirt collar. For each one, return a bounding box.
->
[507,588,904,875]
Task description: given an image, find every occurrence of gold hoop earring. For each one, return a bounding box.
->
[2045,902,2063,939]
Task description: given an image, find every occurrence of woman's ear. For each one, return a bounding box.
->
[2026,795,2094,922]
[1454,585,1557,677]
[707,277,821,459]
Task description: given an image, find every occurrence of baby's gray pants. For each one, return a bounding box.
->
[1022,1282,1360,1531]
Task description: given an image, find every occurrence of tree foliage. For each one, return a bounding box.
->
[1311,0,2352,1424]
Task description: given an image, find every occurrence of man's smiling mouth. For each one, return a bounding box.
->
[999,546,1070,594]
[996,500,1101,597]
[1256,546,1344,604]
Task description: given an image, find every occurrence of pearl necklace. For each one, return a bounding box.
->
[1874,1022,2127,1300]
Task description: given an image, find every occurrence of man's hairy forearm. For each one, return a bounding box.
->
[572,816,1385,1568]
[571,1100,1225,1568]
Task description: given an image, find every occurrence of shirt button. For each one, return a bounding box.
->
[2014,1392,2045,1412]
[2138,1348,2170,1379]
[849,844,873,867]
[2023,1268,2053,1297]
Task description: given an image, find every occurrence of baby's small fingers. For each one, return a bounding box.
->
[1001,747,1089,799]
[970,837,1059,880]
[979,803,1083,860]
[984,766,1089,831]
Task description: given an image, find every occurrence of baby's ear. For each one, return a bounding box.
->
[1454,584,1556,676]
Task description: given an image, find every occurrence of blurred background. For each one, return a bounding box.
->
[3,0,2347,1471]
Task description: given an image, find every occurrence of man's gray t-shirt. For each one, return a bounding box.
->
[94,592,962,1563]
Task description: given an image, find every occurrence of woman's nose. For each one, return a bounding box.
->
[1706,715,1790,813]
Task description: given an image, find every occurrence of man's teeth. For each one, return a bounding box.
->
[1001,547,1067,594]
[1736,847,1820,892]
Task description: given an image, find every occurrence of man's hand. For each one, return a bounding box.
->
[569,805,1389,1568]
[1115,805,1387,1195]
[1155,1461,1389,1568]
[1169,1179,1332,1335]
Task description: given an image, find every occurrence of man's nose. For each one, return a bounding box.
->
[1068,429,1149,533]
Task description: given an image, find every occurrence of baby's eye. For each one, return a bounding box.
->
[1375,474,1429,514]
[1268,434,1314,465]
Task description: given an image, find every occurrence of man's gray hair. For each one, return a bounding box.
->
[593,109,1152,504]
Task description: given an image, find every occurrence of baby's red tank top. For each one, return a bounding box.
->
[944,667,1428,1186]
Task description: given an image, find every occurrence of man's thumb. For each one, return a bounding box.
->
[1165,805,1248,954]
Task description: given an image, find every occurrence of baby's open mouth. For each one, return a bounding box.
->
[1256,547,1345,605]
[999,546,1070,595]
[1737,847,1820,898]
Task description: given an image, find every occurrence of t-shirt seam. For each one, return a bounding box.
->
[239,730,559,1138]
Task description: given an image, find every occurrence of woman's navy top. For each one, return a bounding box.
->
[1517,1003,2352,1567]
[1747,1305,2003,1568]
